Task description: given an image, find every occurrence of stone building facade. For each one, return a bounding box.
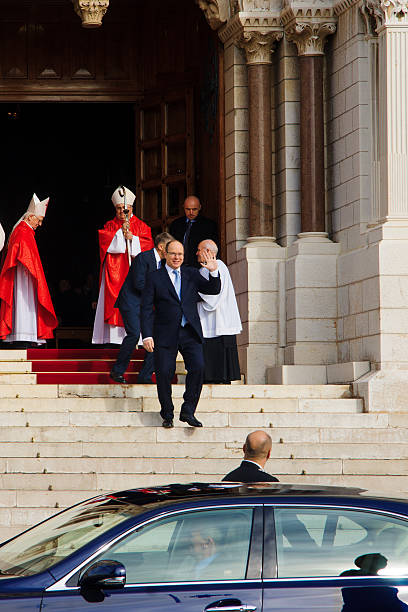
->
[196,0,408,413]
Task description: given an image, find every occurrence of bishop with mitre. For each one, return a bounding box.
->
[92,186,154,344]
[0,194,58,347]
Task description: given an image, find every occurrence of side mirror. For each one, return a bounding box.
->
[79,560,126,602]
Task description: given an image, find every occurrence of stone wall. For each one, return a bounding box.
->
[327,1,375,365]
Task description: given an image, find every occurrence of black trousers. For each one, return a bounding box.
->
[112,305,155,382]
[154,324,204,421]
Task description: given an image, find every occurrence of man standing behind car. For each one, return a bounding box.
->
[223,431,279,482]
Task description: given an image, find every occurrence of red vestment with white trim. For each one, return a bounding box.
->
[98,216,153,327]
[0,221,57,339]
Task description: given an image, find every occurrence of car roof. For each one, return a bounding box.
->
[104,482,408,511]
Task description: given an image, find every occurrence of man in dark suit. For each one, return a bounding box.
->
[110,232,173,384]
[141,240,221,428]
[169,196,218,267]
[223,431,279,482]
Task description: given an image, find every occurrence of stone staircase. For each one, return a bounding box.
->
[0,350,407,541]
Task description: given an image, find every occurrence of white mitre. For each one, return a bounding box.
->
[111,186,136,207]
[27,193,50,217]
[0,223,4,251]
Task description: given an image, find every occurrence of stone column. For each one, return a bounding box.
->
[284,21,336,233]
[275,11,340,369]
[374,0,408,221]
[230,29,286,383]
[239,31,282,240]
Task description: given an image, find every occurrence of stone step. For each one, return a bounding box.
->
[0,362,32,373]
[0,383,352,399]
[58,384,353,400]
[156,426,408,444]
[5,457,408,476]
[0,350,27,361]
[0,385,58,398]
[0,424,406,445]
[0,411,383,428]
[0,441,404,460]
[0,397,363,413]
[3,472,405,495]
[4,457,408,476]
[0,507,57,528]
[141,397,363,414]
[2,456,344,475]
[0,374,36,384]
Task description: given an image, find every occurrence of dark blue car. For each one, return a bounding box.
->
[1,483,408,610]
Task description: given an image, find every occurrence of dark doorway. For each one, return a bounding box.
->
[0,102,135,326]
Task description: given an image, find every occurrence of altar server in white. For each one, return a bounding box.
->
[197,239,242,383]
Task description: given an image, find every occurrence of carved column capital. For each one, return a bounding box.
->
[71,0,109,28]
[362,0,408,31]
[285,21,337,54]
[281,1,337,55]
[238,30,283,64]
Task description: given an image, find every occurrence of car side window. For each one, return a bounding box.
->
[88,507,254,584]
[274,507,408,578]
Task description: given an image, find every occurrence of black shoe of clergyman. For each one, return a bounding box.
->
[162,419,174,429]
[109,370,128,384]
[179,415,203,427]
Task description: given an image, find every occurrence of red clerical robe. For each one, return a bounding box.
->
[98,215,153,327]
[0,221,58,340]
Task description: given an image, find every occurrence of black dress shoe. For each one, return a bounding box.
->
[109,370,128,384]
[179,414,203,427]
[162,419,174,429]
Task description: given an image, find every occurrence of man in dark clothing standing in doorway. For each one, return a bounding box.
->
[223,430,279,482]
[169,196,218,267]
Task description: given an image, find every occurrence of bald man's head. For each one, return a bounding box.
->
[243,431,272,467]
[184,196,201,220]
[196,239,218,264]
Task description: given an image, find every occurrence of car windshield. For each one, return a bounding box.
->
[0,495,142,577]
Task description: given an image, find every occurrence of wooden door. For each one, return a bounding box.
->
[135,89,194,235]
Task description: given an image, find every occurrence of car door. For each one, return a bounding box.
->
[41,505,263,612]
[262,505,408,611]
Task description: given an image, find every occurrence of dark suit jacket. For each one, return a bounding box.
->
[141,265,221,347]
[222,460,279,483]
[169,215,218,267]
[115,248,159,311]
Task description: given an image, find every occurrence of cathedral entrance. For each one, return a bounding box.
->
[0,0,223,336]
[0,102,136,328]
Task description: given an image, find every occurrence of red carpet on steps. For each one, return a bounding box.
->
[26,348,160,385]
